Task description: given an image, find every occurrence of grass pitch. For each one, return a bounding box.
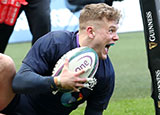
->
[5,31,155,115]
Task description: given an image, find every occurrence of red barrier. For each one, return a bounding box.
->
[0,0,28,26]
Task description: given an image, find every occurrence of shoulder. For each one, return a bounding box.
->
[22,31,77,74]
[37,30,74,44]
[31,30,76,52]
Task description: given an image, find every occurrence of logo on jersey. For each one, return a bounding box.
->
[61,92,84,107]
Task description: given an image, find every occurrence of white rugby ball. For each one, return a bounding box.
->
[52,47,99,79]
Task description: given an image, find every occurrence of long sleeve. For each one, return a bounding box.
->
[12,63,57,94]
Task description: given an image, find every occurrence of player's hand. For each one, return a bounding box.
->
[55,59,87,92]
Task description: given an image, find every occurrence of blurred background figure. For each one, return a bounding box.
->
[65,0,124,13]
[0,0,51,53]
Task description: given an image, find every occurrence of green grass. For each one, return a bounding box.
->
[71,98,154,115]
[5,42,31,70]
[5,31,155,115]
[110,31,151,100]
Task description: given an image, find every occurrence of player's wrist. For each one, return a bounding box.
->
[54,76,61,88]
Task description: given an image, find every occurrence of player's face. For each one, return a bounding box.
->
[91,20,119,60]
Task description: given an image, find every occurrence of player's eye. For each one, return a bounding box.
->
[108,29,114,33]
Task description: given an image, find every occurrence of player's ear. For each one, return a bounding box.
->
[92,32,95,36]
[86,26,95,39]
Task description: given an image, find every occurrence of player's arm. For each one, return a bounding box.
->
[85,106,103,115]
[84,90,110,115]
[12,59,87,94]
[84,62,115,115]
[12,63,58,94]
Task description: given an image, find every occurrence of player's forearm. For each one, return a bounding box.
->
[12,63,57,94]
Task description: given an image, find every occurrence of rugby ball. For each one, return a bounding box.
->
[52,46,99,79]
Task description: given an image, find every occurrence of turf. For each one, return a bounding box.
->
[71,97,154,115]
[5,31,155,115]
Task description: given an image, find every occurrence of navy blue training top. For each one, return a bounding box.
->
[13,30,115,114]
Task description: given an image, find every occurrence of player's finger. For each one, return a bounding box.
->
[73,87,80,92]
[74,70,85,77]
[75,82,84,88]
[63,58,69,70]
[75,77,87,83]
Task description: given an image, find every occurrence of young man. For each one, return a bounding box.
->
[0,3,121,115]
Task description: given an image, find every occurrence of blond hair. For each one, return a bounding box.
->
[79,3,121,30]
